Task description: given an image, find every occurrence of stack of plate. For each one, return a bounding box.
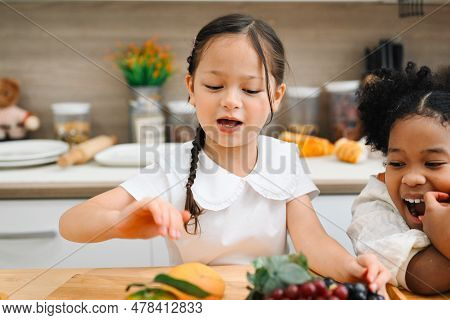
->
[0,140,69,168]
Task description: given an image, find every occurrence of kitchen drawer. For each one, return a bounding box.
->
[0,199,152,268]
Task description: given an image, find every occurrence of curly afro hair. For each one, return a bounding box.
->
[357,61,450,155]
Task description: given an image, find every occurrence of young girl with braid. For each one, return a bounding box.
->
[347,62,450,295]
[60,14,390,296]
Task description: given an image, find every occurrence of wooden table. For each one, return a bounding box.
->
[1,266,448,300]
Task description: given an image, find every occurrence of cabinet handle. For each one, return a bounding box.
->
[0,230,57,240]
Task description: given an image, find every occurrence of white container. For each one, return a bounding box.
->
[325,80,360,141]
[51,102,91,144]
[166,100,197,142]
[129,86,166,145]
[129,99,165,145]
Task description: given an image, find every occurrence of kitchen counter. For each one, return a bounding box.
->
[0,156,384,198]
[1,266,446,300]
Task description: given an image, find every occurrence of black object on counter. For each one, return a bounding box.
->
[398,0,424,18]
[364,39,403,73]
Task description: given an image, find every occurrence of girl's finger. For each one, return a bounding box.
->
[148,200,162,225]
[168,208,180,239]
[356,254,373,282]
[181,210,191,223]
[424,191,449,206]
[374,267,391,294]
[172,208,185,231]
[347,258,367,279]
[365,260,379,283]
[159,203,170,236]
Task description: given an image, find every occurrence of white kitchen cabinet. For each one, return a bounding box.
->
[0,195,357,268]
[312,195,356,255]
[0,199,152,269]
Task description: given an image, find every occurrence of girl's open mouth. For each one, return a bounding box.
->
[403,198,425,217]
[217,118,243,133]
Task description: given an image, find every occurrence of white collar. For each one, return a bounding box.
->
[156,135,306,211]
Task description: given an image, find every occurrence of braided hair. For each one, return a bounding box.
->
[358,61,450,155]
[184,14,287,234]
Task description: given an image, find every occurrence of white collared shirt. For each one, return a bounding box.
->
[121,135,319,265]
[347,176,430,289]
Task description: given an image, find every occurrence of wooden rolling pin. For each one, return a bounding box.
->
[58,135,117,167]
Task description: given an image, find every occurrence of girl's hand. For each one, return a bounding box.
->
[420,192,450,258]
[113,197,191,240]
[346,253,391,299]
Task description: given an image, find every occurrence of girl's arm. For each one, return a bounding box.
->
[287,195,390,293]
[59,187,189,243]
[405,245,450,295]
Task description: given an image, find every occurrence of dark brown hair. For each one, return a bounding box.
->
[358,62,450,155]
[184,13,287,234]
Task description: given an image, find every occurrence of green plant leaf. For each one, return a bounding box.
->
[153,274,211,298]
[245,289,264,300]
[262,276,284,296]
[252,256,270,269]
[127,288,177,300]
[288,253,309,270]
[278,263,312,284]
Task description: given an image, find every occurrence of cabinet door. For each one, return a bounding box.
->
[312,195,357,255]
[0,199,151,268]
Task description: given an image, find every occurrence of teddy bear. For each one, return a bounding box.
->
[0,78,40,141]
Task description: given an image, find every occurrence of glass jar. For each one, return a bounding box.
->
[166,100,197,143]
[283,86,320,135]
[129,87,165,145]
[51,102,91,144]
[325,80,360,141]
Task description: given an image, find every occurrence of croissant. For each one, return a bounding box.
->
[334,138,368,164]
[279,131,334,157]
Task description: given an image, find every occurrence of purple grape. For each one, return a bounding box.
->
[354,283,368,295]
[285,284,299,300]
[312,279,329,298]
[323,277,336,288]
[298,282,316,299]
[333,284,349,300]
[329,295,340,300]
[270,288,284,300]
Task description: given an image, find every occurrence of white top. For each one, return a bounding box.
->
[347,176,430,289]
[120,135,319,266]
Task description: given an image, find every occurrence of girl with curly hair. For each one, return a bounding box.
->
[347,62,450,295]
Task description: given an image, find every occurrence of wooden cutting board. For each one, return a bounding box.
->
[46,266,251,300]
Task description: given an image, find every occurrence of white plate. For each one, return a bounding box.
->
[95,143,154,167]
[0,140,69,161]
[0,156,58,168]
